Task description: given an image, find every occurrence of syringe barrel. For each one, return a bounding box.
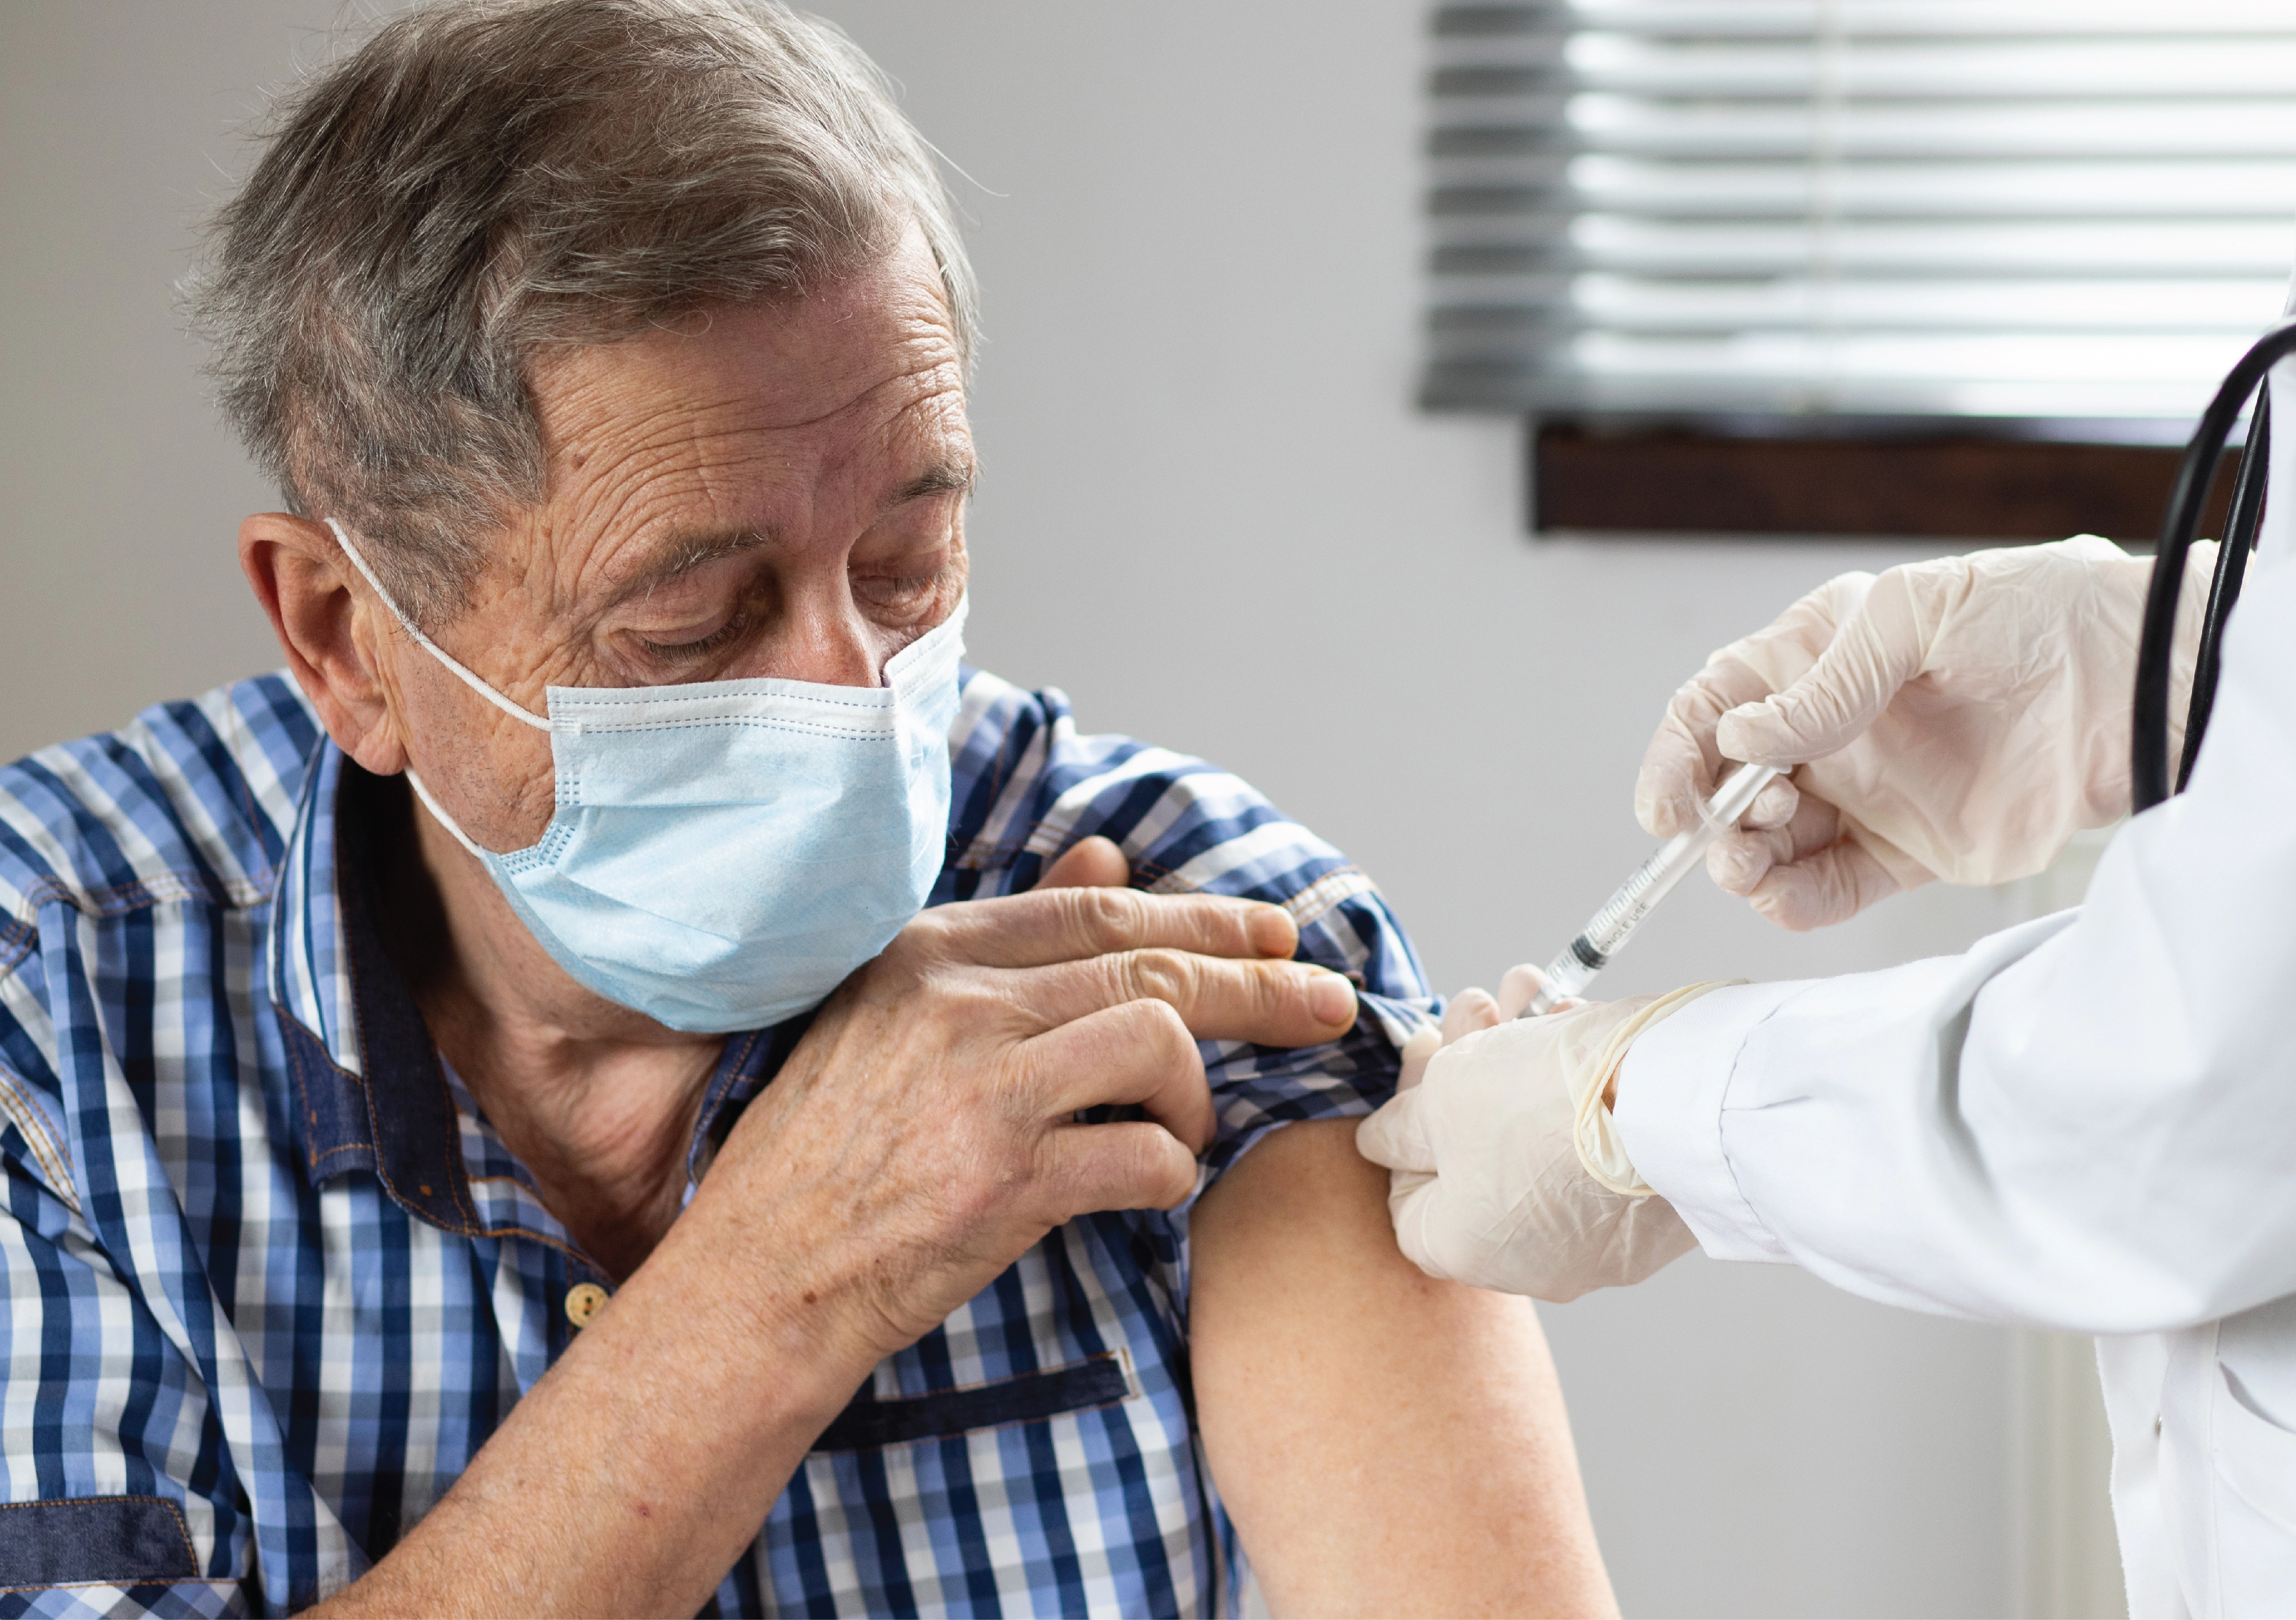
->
[1520,943,1599,1016]
[1576,831,1703,960]
[1515,762,1780,1019]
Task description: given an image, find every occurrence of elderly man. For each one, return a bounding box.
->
[0,1,1612,1615]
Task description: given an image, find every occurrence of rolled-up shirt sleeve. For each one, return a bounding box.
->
[0,1151,250,1617]
[1616,556,2296,1338]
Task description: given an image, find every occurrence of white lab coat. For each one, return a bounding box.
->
[1614,377,2296,1619]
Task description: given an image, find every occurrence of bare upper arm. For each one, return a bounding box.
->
[1189,1117,1618,1619]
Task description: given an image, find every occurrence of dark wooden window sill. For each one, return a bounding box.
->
[1530,422,2235,543]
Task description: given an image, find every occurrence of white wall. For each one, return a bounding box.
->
[0,3,2026,1614]
[0,3,304,754]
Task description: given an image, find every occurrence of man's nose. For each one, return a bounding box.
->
[770,600,885,688]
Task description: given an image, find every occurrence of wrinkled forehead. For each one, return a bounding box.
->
[534,235,965,460]
[515,238,973,595]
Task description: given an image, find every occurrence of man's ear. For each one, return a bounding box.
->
[238,513,409,776]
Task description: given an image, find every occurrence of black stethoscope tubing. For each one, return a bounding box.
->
[2133,318,2296,811]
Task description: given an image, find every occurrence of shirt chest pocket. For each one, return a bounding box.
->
[810,1350,1139,1453]
[0,1497,196,1585]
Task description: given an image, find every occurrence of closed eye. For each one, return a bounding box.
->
[633,611,750,663]
[854,570,948,611]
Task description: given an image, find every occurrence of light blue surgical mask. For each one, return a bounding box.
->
[327,519,964,1033]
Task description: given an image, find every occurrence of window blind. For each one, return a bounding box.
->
[1421,1,2296,422]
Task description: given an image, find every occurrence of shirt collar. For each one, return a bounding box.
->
[266,740,789,1240]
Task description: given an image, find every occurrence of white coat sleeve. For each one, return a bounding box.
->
[1614,551,2296,1336]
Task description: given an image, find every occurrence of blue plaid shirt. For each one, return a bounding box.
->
[0,666,1431,1618]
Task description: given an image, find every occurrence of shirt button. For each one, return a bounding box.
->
[565,1282,610,1329]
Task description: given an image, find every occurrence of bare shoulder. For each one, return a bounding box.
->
[1193,1117,1385,1235]
[1190,1119,1620,1619]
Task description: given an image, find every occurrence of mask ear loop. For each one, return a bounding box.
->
[323,517,548,862]
[323,518,552,733]
[399,767,497,863]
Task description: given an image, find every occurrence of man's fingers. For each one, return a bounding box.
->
[921,883,1299,969]
[1441,987,1501,1043]
[1036,1119,1201,1217]
[1037,835,1130,890]
[1019,998,1216,1152]
[1747,838,1905,931]
[1024,947,1357,1047]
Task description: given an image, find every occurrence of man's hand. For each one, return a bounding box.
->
[1358,981,1708,1303]
[1635,536,2215,930]
[317,841,1355,1618]
[708,842,1360,1362]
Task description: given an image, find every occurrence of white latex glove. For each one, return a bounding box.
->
[1359,982,1722,1303]
[1635,535,2217,931]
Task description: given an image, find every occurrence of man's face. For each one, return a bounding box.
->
[382,227,974,850]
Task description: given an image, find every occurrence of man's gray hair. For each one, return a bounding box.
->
[190,0,976,628]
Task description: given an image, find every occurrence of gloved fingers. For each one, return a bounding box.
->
[1711,570,1876,689]
[1717,565,1932,768]
[1440,987,1502,1045]
[1634,657,1778,837]
[1355,1088,1438,1175]
[1396,1026,1441,1093]
[1745,835,1905,931]
[1383,1173,1457,1283]
[1741,772,1800,830]
[1495,963,1548,1019]
[1679,571,1872,787]
[1633,718,1715,842]
[1706,827,1775,896]
[1707,791,1842,896]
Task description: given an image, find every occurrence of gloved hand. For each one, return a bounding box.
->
[1359,980,1723,1302]
[1635,535,2218,931]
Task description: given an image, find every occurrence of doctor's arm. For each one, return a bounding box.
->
[1616,556,2296,1334]
[1189,1117,1616,1618]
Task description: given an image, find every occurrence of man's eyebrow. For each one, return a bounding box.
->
[892,461,976,503]
[600,464,970,606]
[606,530,771,606]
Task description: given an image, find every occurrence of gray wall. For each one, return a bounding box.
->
[0,3,2022,1614]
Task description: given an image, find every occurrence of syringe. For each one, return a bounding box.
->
[1518,762,1781,1018]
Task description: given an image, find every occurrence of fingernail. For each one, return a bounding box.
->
[1307,971,1356,1026]
[1248,906,1297,957]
